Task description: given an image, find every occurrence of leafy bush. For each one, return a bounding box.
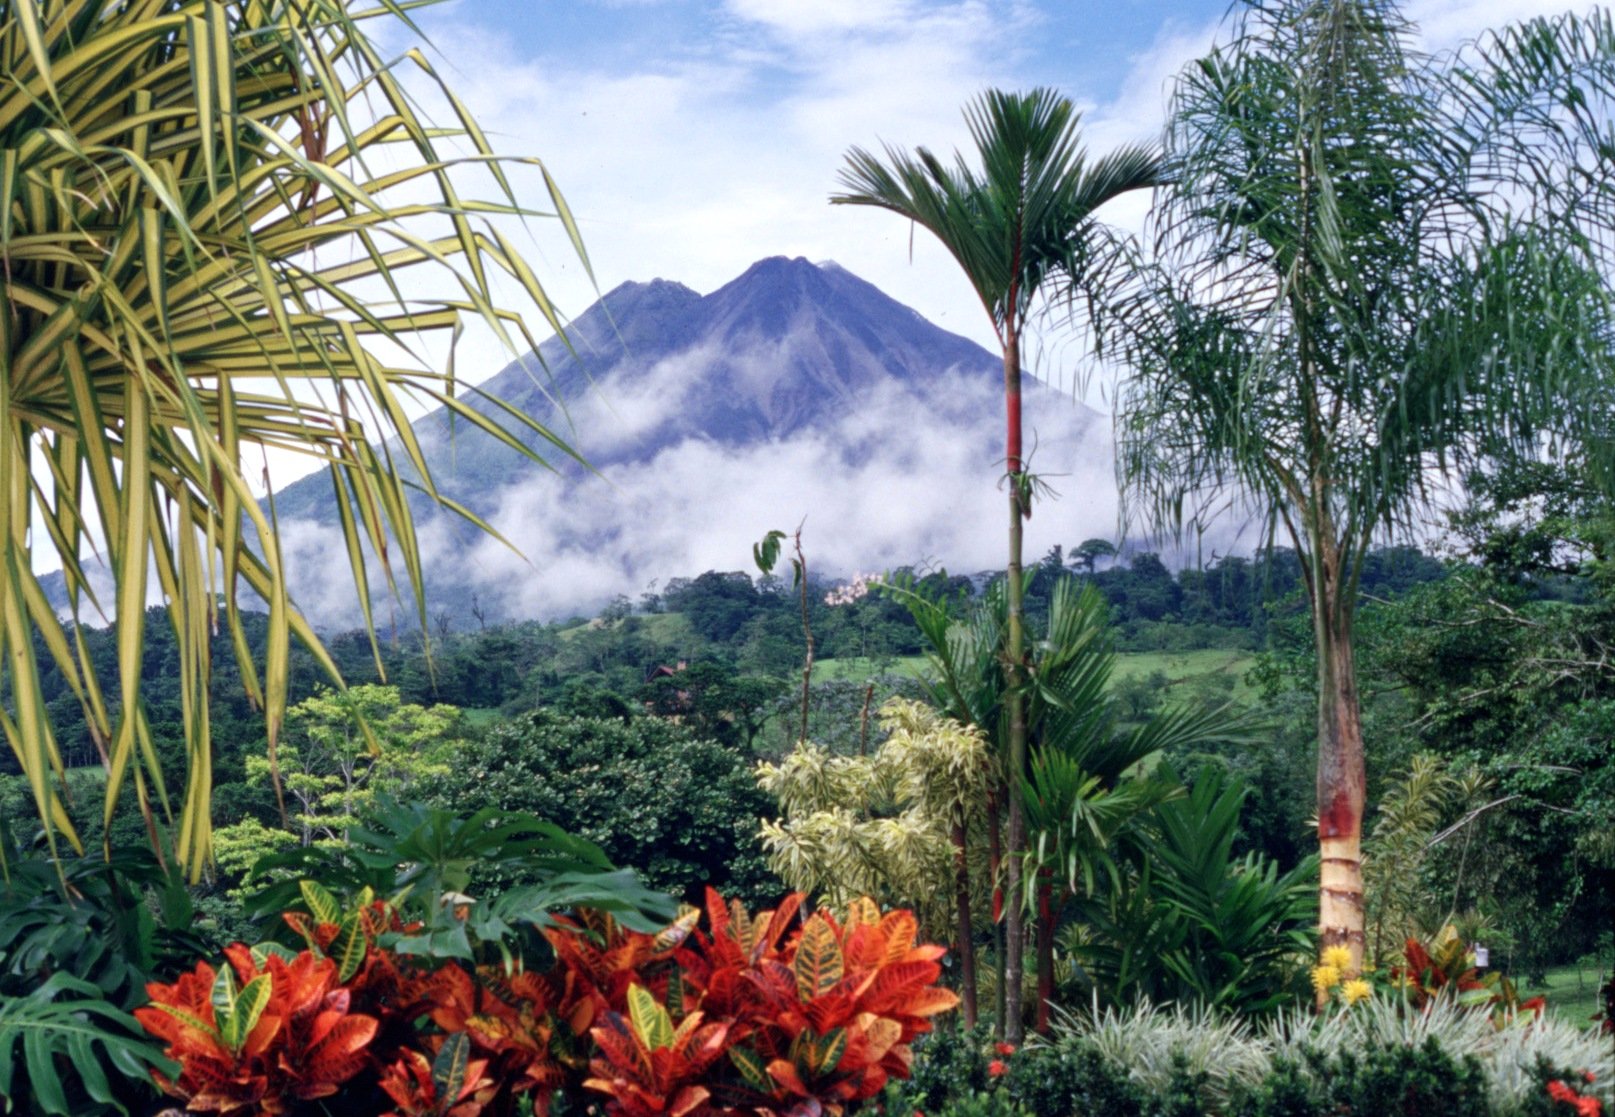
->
[0,843,212,1115]
[243,797,677,961]
[932,1090,1032,1117]
[421,709,774,904]
[1072,999,1272,1112]
[1004,1039,1149,1117]
[1065,768,1316,1017]
[1278,995,1614,1116]
[132,889,959,1117]
[0,974,173,1117]
[1233,1040,1491,1117]
[877,1023,1000,1115]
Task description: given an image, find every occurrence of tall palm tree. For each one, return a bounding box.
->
[1,0,587,878]
[1101,0,1615,977]
[833,89,1159,1041]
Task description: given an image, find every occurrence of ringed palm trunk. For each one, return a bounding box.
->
[1313,552,1366,985]
[1003,321,1029,1043]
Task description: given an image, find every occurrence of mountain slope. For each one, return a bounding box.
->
[272,256,1114,627]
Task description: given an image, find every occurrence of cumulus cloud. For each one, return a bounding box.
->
[257,0,1569,627]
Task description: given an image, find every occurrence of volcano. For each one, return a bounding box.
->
[270,256,1113,627]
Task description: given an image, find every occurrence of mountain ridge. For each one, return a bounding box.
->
[261,255,1111,627]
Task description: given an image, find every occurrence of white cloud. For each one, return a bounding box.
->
[433,369,1114,621]
[726,0,915,35]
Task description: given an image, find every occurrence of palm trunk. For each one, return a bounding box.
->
[952,817,979,1027]
[987,784,1006,1037]
[1035,868,1056,1033]
[1003,323,1028,1044]
[1313,559,1366,985]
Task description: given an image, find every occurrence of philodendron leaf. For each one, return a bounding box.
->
[793,914,843,1002]
[332,914,367,983]
[210,965,239,1021]
[729,1045,771,1090]
[300,879,342,926]
[250,942,298,967]
[434,1032,472,1107]
[815,1028,847,1075]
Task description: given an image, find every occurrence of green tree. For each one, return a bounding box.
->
[1103,0,1615,974]
[637,661,783,751]
[221,685,459,849]
[1071,538,1118,575]
[422,709,774,904]
[0,0,586,876]
[833,90,1159,1040]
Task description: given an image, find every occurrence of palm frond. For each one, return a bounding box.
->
[0,0,588,875]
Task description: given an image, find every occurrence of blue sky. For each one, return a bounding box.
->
[387,0,1558,383]
[276,0,1568,610]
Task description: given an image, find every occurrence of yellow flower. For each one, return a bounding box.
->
[1342,979,1373,1005]
[1322,946,1353,972]
[1310,965,1342,995]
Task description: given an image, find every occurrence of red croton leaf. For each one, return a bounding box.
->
[136,947,377,1115]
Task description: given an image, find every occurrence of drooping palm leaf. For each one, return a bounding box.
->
[1099,0,1615,970]
[0,0,589,876]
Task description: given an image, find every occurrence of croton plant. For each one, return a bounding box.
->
[135,885,957,1117]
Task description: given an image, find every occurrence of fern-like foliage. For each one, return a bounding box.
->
[0,973,173,1117]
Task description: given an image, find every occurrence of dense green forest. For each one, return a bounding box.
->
[5,528,1608,979]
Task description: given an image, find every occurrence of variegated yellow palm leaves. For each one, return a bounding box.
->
[1,0,586,877]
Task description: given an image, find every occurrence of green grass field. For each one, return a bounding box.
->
[1530,963,1608,1027]
[812,655,928,682]
[460,707,503,730]
[556,611,694,642]
[814,647,1258,698]
[1112,648,1260,701]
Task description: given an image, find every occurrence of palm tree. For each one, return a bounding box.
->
[892,574,1245,1031]
[833,89,1159,1041]
[1,0,587,878]
[1019,578,1251,1030]
[1100,0,1615,977]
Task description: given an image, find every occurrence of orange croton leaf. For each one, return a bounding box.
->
[136,947,377,1116]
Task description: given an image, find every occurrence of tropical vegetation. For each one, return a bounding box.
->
[3,0,1615,1111]
[1092,0,1615,975]
[0,0,586,878]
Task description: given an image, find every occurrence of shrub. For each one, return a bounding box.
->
[933,1090,1032,1117]
[1070,998,1271,1113]
[1233,1040,1491,1117]
[421,710,774,904]
[1004,1039,1148,1117]
[1272,994,1613,1114]
[134,889,959,1117]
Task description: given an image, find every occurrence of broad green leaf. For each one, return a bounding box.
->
[627,983,673,1051]
[221,975,271,1054]
[300,879,343,926]
[331,914,368,983]
[433,1032,472,1104]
